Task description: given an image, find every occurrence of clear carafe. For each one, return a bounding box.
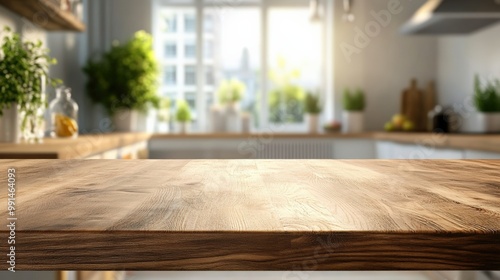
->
[49,87,79,138]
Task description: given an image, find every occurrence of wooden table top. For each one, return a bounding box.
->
[0,159,499,270]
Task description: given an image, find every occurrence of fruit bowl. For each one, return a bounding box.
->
[384,114,415,132]
[323,121,342,133]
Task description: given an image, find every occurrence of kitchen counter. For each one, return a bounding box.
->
[1,159,499,270]
[0,133,151,159]
[0,132,499,159]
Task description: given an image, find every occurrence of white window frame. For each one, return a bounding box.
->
[152,0,334,132]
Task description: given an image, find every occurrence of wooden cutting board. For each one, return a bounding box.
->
[401,79,438,132]
[424,81,437,131]
[401,79,424,131]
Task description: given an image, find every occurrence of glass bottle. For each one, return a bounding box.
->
[49,87,79,138]
[20,76,47,143]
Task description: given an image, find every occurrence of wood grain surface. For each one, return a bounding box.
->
[0,0,85,31]
[0,159,499,270]
[402,79,425,131]
[0,133,151,159]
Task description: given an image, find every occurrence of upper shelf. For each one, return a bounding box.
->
[0,0,85,32]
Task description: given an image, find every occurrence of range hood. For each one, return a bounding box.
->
[401,0,500,35]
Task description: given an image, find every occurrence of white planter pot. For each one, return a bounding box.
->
[306,114,320,134]
[113,109,138,132]
[209,106,226,133]
[342,111,364,133]
[225,103,241,133]
[176,122,190,134]
[241,113,251,133]
[157,122,170,134]
[460,112,500,133]
[0,104,20,143]
[135,112,151,133]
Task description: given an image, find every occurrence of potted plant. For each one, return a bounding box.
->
[217,79,246,132]
[175,99,192,134]
[268,58,305,123]
[217,79,246,107]
[462,75,500,133]
[83,31,160,132]
[0,27,59,143]
[342,88,366,133]
[304,92,322,134]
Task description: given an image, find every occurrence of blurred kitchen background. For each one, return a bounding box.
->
[0,0,499,139]
[0,0,500,279]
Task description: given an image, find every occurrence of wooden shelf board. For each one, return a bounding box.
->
[0,0,85,32]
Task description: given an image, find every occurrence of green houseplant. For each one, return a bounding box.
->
[216,78,247,132]
[0,27,59,143]
[343,88,366,111]
[464,75,500,133]
[268,57,305,123]
[304,92,322,134]
[217,79,246,105]
[474,75,500,113]
[175,99,192,134]
[342,88,366,133]
[83,30,160,132]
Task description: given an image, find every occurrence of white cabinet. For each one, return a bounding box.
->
[150,137,496,160]
[84,141,149,159]
[333,139,376,159]
[376,141,464,159]
[426,271,496,280]
[464,150,500,159]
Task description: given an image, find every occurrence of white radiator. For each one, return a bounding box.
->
[149,138,374,159]
[254,140,334,159]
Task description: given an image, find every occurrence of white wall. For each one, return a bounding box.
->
[437,23,500,108]
[333,0,438,131]
[47,30,90,131]
[109,0,153,43]
[0,5,19,31]
[0,5,47,50]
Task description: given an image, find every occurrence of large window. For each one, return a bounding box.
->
[153,0,332,132]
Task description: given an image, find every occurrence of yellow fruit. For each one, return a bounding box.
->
[384,122,395,132]
[55,114,78,137]
[403,120,415,132]
[392,114,406,129]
